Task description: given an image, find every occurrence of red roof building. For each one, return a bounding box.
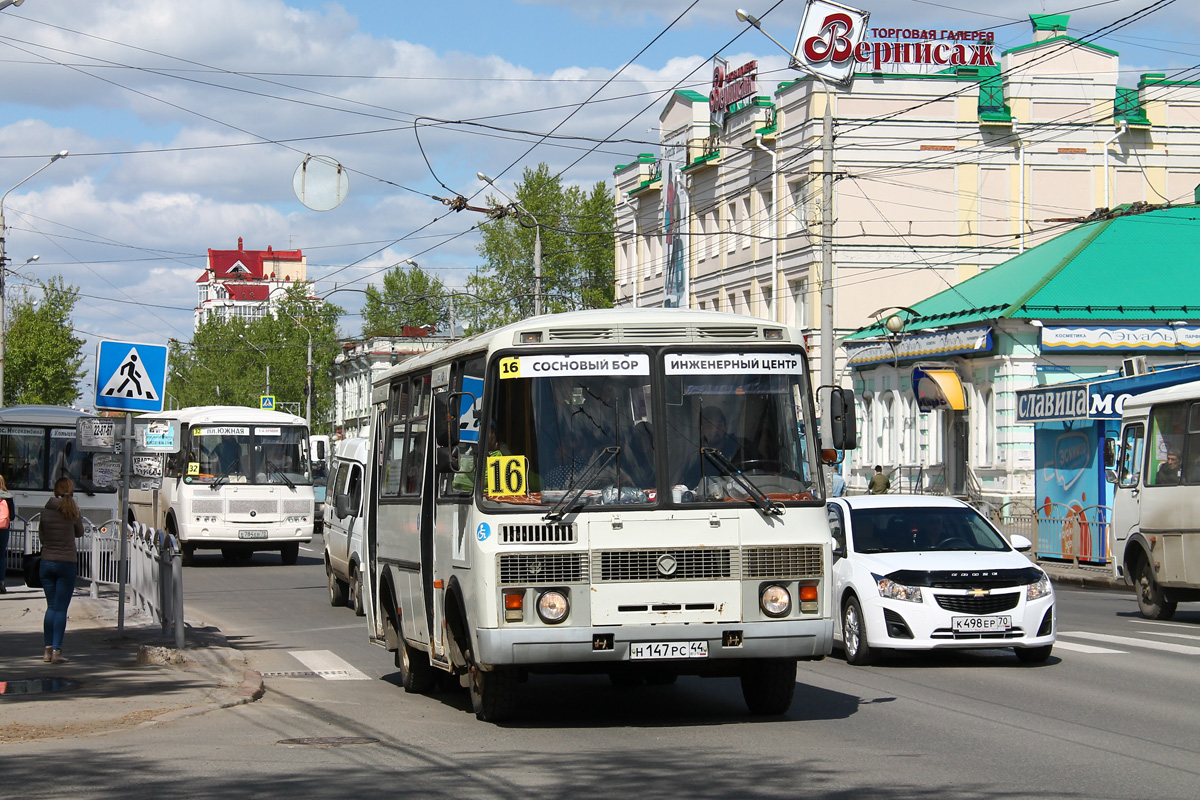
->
[194,237,309,329]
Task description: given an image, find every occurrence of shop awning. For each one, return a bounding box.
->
[912,366,966,412]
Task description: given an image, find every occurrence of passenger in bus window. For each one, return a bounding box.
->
[214,436,242,474]
[1156,451,1182,485]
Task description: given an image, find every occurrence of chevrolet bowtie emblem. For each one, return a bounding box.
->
[968,588,990,597]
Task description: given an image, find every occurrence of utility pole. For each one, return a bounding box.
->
[820,89,834,388]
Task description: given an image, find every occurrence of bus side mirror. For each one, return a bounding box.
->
[1103,437,1116,468]
[1104,468,1118,484]
[820,387,857,451]
[334,493,351,518]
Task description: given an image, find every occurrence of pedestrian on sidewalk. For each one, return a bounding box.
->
[39,477,84,663]
[0,475,13,593]
[868,465,891,495]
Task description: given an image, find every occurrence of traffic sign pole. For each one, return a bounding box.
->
[117,412,133,636]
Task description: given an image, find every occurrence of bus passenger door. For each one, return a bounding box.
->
[1111,422,1145,562]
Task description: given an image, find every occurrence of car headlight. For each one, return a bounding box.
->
[760,584,792,617]
[1027,574,1052,601]
[874,573,923,603]
[536,590,569,624]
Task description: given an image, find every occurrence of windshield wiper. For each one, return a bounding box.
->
[209,470,231,491]
[543,446,620,522]
[264,458,295,490]
[701,448,784,516]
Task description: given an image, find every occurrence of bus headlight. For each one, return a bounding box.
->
[760,584,792,617]
[1027,574,1052,601]
[536,590,569,624]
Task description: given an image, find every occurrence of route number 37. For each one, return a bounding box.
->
[487,454,528,496]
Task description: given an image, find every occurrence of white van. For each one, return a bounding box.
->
[1106,381,1200,619]
[311,435,331,533]
[324,438,368,614]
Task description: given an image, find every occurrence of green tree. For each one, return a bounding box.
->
[166,283,343,431]
[4,275,86,405]
[467,163,615,331]
[362,262,449,337]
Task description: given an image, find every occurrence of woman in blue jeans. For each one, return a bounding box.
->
[38,477,84,663]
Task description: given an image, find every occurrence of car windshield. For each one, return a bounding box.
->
[849,506,1010,553]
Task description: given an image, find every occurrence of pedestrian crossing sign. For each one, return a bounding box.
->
[95,341,168,413]
[260,395,276,410]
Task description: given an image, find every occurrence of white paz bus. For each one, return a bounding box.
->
[359,309,856,721]
[129,406,315,565]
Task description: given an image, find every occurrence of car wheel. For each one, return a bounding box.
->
[1135,556,1177,620]
[327,561,347,607]
[1015,644,1053,663]
[740,658,797,715]
[280,542,299,566]
[842,596,876,666]
[350,567,365,616]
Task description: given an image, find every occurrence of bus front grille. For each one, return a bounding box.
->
[500,523,576,544]
[594,548,737,582]
[228,500,279,515]
[191,499,223,515]
[498,552,588,585]
[283,500,312,514]
[742,545,823,578]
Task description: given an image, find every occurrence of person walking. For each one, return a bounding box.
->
[867,465,891,495]
[39,477,85,663]
[0,475,13,593]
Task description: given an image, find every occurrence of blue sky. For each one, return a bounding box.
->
[0,0,1195,391]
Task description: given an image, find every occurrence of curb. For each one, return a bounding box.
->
[1046,571,1131,592]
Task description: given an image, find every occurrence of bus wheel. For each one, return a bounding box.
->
[179,540,194,567]
[469,661,518,722]
[740,658,797,716]
[326,562,347,607]
[221,547,238,563]
[1136,556,1177,620]
[349,567,365,617]
[280,543,299,566]
[397,634,437,694]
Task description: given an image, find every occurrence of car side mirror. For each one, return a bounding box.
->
[334,493,351,519]
[1010,533,1033,552]
[832,544,846,561]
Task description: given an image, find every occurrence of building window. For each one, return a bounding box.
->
[787,179,808,235]
[741,197,752,249]
[790,278,808,329]
[760,189,774,239]
[727,203,737,253]
[761,286,773,320]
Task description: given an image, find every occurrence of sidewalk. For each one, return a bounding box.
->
[0,578,262,744]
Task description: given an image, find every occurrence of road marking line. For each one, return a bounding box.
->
[1059,631,1200,655]
[1052,640,1125,654]
[1138,630,1200,642]
[290,650,371,681]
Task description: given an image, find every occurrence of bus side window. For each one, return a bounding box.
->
[381,380,410,499]
[403,374,432,497]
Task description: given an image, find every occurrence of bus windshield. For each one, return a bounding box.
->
[0,425,117,494]
[478,349,821,509]
[663,351,820,503]
[482,354,656,508]
[185,424,311,485]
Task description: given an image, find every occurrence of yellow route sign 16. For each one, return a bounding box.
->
[498,357,521,379]
[486,454,528,496]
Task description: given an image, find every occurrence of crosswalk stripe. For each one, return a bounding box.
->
[1058,631,1200,656]
[289,650,371,681]
[1052,640,1125,654]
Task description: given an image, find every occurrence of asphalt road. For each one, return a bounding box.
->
[4,535,1199,800]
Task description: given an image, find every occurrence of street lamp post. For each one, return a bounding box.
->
[736,9,837,388]
[477,172,543,317]
[0,149,68,406]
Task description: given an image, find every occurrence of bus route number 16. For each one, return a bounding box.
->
[487,454,528,496]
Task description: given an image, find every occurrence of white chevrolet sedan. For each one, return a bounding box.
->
[827,495,1055,665]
